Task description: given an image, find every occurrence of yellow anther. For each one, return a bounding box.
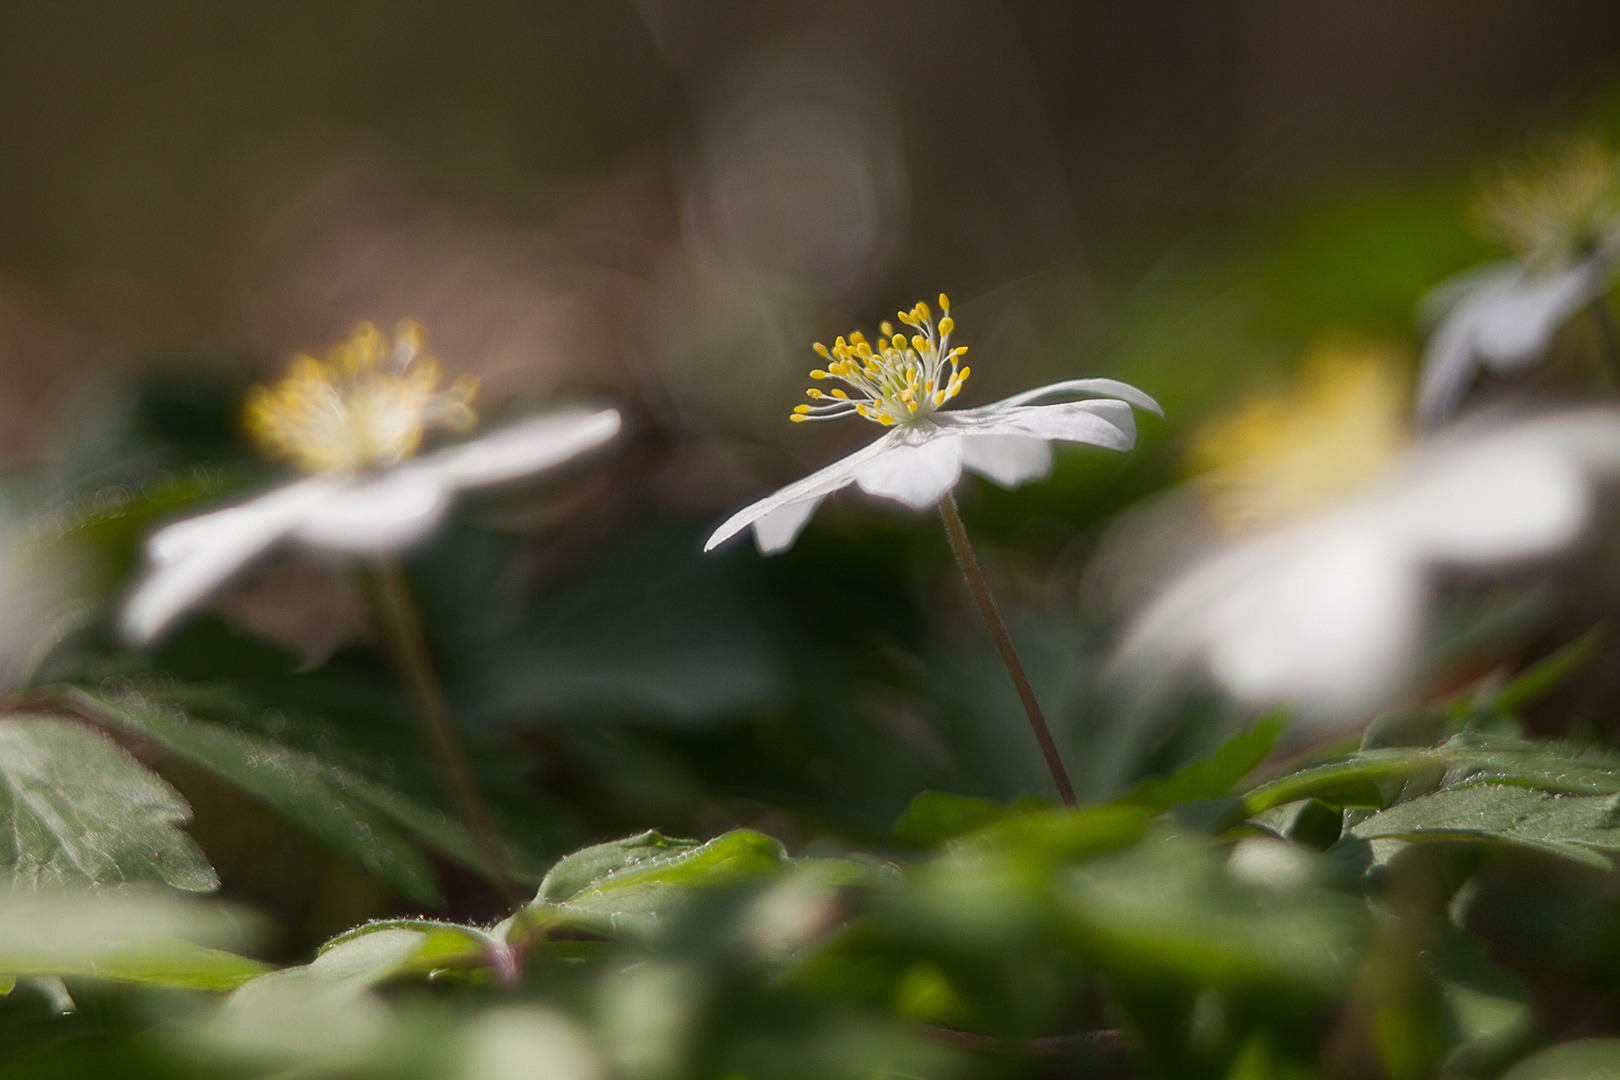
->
[790,414,807,422]
[831,389,849,399]
[810,369,828,379]
[793,404,812,414]
[807,389,824,398]
[912,335,926,352]
[879,321,894,336]
[939,293,950,313]
[813,342,831,358]
[892,334,906,350]
[958,365,971,382]
[856,342,873,358]
[916,300,931,320]
[938,316,953,335]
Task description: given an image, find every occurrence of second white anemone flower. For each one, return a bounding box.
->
[1417,139,1620,424]
[704,295,1161,553]
[123,321,620,643]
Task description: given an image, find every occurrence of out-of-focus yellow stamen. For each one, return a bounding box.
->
[1474,136,1620,269]
[244,320,479,474]
[1189,338,1410,533]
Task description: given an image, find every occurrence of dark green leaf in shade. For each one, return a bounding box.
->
[0,715,217,892]
[1122,711,1285,812]
[63,684,444,906]
[892,791,1008,847]
[1501,1038,1620,1080]
[1488,625,1604,714]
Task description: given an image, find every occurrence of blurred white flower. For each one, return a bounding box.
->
[1418,139,1620,423]
[1115,406,1620,718]
[704,295,1160,553]
[123,321,620,643]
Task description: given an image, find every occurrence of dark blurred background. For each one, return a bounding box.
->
[0,1,1617,459]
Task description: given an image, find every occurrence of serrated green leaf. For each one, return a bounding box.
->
[523,829,788,939]
[1123,712,1285,812]
[1350,785,1620,869]
[64,685,443,906]
[0,892,267,990]
[892,791,1007,847]
[0,715,217,892]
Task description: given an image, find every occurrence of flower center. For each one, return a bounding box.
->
[1188,340,1408,534]
[244,320,479,473]
[1474,138,1620,269]
[792,295,970,427]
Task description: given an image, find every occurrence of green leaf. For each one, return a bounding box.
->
[1123,712,1285,812]
[64,684,443,906]
[1242,749,1426,815]
[521,829,789,939]
[1501,1038,1620,1080]
[0,715,217,892]
[1349,785,1620,869]
[1060,832,1369,997]
[0,892,267,990]
[321,919,501,979]
[892,791,1008,847]
[1490,626,1604,713]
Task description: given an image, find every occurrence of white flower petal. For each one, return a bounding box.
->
[1417,258,1611,423]
[411,409,621,491]
[943,398,1137,449]
[852,431,964,508]
[984,377,1163,416]
[703,430,902,552]
[959,434,1053,488]
[753,497,824,554]
[293,471,452,553]
[123,478,344,643]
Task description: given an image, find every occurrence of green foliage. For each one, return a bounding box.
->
[0,715,216,892]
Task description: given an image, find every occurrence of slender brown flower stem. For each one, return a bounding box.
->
[938,493,1078,807]
[1591,295,1620,380]
[371,557,520,908]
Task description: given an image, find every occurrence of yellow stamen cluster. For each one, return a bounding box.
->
[1474,137,1620,269]
[1189,339,1408,534]
[244,320,479,474]
[792,294,970,426]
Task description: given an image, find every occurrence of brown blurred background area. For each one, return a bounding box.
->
[0,0,1615,460]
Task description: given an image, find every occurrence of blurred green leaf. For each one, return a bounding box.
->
[0,715,217,892]
[1502,1039,1620,1080]
[64,684,445,906]
[1061,831,1369,997]
[1122,712,1285,813]
[1349,785,1620,869]
[892,791,1008,847]
[0,892,266,990]
[321,919,501,980]
[1489,626,1604,714]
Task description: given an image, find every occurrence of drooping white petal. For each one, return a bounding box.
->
[959,435,1053,488]
[123,477,345,644]
[293,471,453,553]
[410,409,621,491]
[985,378,1163,416]
[942,398,1137,450]
[752,497,824,554]
[1417,258,1610,423]
[851,430,965,508]
[703,430,902,552]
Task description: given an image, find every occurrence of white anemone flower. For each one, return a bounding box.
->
[123,321,620,643]
[1417,139,1620,424]
[704,295,1161,553]
[1114,406,1620,719]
